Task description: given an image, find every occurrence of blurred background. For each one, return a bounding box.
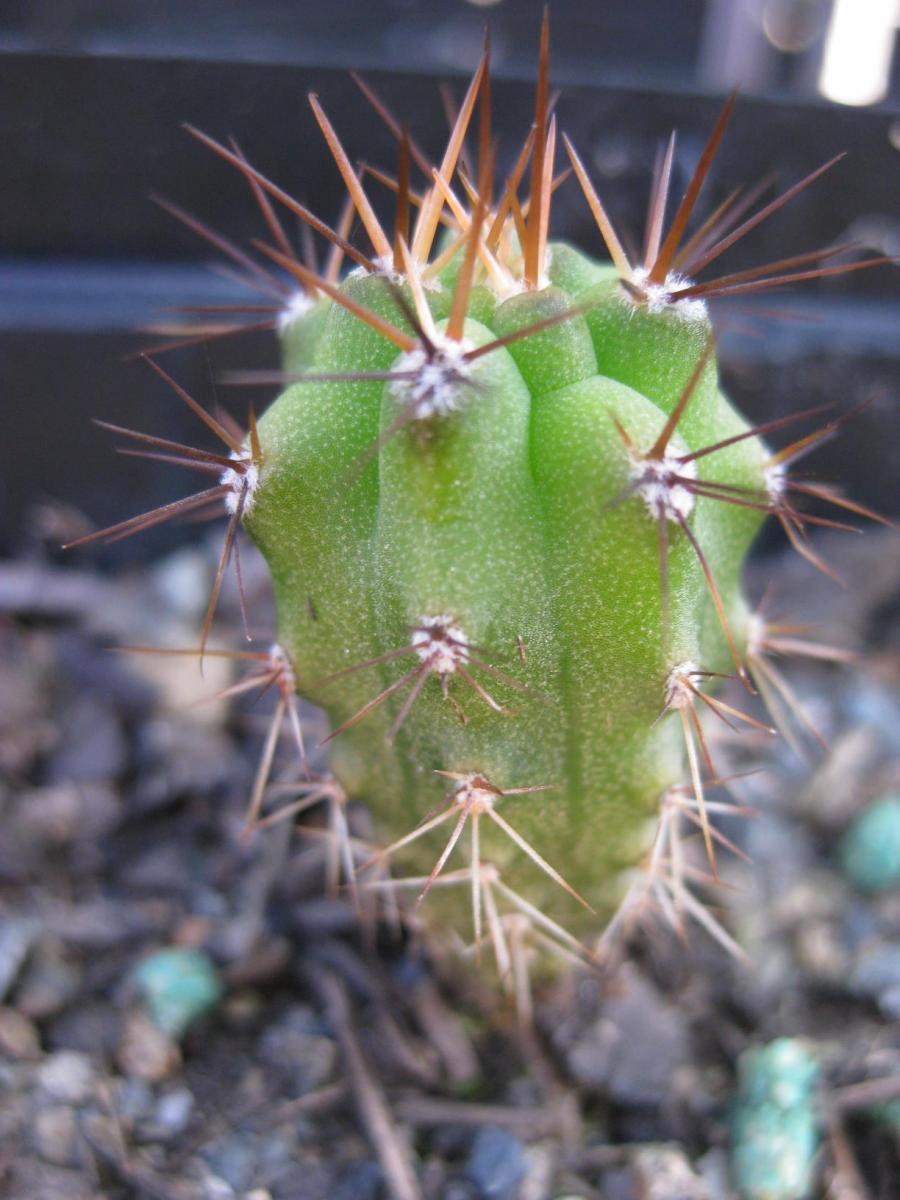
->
[1,0,899,555]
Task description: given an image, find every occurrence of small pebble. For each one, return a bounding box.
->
[793,920,848,982]
[14,784,120,847]
[334,1160,382,1200]
[443,1182,481,1200]
[37,1050,95,1105]
[600,1166,636,1200]
[79,1112,120,1158]
[731,1039,820,1200]
[0,1005,40,1059]
[840,896,882,952]
[116,1077,155,1125]
[466,1126,528,1200]
[844,682,900,753]
[257,1005,338,1095]
[565,965,690,1106]
[221,988,265,1027]
[117,1010,181,1082]
[519,1144,555,1200]
[839,795,900,893]
[15,941,83,1019]
[43,899,162,951]
[33,1105,79,1167]
[151,1087,195,1139]
[203,1136,258,1192]
[200,1173,237,1200]
[697,1147,732,1200]
[632,1144,708,1199]
[0,916,37,1000]
[261,1161,339,1197]
[848,942,900,1017]
[47,1000,119,1059]
[132,947,223,1038]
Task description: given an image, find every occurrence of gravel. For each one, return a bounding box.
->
[0,533,898,1199]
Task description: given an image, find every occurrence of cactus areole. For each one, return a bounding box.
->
[72,17,892,976]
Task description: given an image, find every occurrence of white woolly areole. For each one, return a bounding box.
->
[489,274,526,301]
[745,612,766,658]
[277,290,315,334]
[452,772,498,811]
[765,461,787,500]
[486,238,552,300]
[269,642,295,689]
[411,615,468,674]
[665,660,699,708]
[368,254,444,293]
[490,270,551,301]
[391,335,473,421]
[369,255,406,286]
[631,451,697,522]
[220,453,259,516]
[625,266,708,323]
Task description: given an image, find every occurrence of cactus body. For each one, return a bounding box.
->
[71,22,889,972]
[244,250,767,935]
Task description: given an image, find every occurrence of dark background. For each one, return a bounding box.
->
[2,0,899,558]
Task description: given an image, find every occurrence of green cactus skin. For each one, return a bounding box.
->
[70,23,890,971]
[242,247,769,937]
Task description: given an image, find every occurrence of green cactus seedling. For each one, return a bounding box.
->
[69,16,893,991]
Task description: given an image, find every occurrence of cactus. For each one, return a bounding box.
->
[68,17,893,982]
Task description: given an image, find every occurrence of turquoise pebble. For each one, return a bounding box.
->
[132,948,223,1038]
[839,795,900,893]
[731,1038,819,1200]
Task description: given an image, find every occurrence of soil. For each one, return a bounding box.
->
[1,523,899,1200]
